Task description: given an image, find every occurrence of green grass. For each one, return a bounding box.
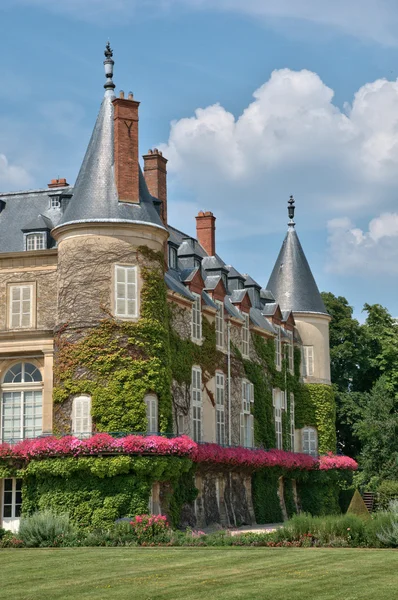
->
[1,547,398,600]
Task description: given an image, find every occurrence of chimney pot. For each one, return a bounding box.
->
[128,92,134,100]
[119,90,125,99]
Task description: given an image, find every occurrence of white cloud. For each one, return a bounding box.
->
[0,154,33,190]
[162,68,398,237]
[9,0,398,45]
[327,213,398,274]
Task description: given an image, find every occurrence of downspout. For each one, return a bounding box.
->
[227,319,232,446]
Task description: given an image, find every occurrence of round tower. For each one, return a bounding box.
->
[267,197,335,453]
[51,45,170,436]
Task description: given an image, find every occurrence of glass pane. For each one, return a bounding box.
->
[15,492,22,505]
[127,268,136,284]
[4,492,12,504]
[15,505,21,518]
[4,364,22,384]
[116,267,125,283]
[16,479,22,491]
[3,506,12,518]
[4,479,13,491]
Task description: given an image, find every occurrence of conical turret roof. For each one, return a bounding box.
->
[267,198,328,315]
[54,45,165,233]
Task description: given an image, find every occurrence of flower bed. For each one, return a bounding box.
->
[0,434,357,472]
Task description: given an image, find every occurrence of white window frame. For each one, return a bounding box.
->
[2,478,22,521]
[169,246,178,270]
[241,312,250,358]
[72,395,92,438]
[215,372,225,445]
[302,427,318,457]
[191,367,202,442]
[1,362,42,443]
[25,232,46,251]
[8,284,34,329]
[287,331,294,374]
[191,293,202,343]
[290,393,295,452]
[273,388,283,450]
[144,394,158,434]
[303,345,314,377]
[275,326,282,371]
[240,379,254,448]
[215,300,224,350]
[50,196,61,208]
[114,265,138,319]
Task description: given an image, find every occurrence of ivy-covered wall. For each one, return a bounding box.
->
[20,455,193,529]
[295,383,336,453]
[53,247,173,435]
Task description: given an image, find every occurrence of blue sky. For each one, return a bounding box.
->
[2,1,398,319]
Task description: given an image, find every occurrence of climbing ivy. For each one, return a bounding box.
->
[295,383,336,453]
[53,247,173,434]
[20,455,192,530]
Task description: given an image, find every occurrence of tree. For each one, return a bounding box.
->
[354,376,398,487]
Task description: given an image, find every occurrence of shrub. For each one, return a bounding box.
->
[0,531,25,548]
[19,510,78,548]
[346,490,371,521]
[377,481,398,511]
[130,514,171,545]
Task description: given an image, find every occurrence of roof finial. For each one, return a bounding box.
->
[103,42,116,97]
[288,195,295,228]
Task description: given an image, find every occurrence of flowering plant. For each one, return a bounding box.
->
[130,514,170,545]
[0,435,357,472]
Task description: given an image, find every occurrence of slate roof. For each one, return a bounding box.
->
[267,227,328,315]
[0,188,70,252]
[54,94,165,233]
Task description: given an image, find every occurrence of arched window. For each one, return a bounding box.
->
[1,362,42,442]
[302,427,318,457]
[72,396,92,438]
[25,233,46,251]
[144,394,158,434]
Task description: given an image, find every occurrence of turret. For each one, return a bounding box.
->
[267,196,331,385]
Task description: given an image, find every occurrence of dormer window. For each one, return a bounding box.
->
[169,246,178,270]
[194,258,201,270]
[221,272,228,291]
[25,233,46,251]
[50,196,61,209]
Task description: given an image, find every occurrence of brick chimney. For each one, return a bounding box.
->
[196,211,216,256]
[112,91,140,203]
[143,149,168,225]
[48,178,68,188]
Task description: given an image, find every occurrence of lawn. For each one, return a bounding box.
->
[1,547,397,600]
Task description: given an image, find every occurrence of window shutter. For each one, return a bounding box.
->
[240,413,245,446]
[249,414,254,448]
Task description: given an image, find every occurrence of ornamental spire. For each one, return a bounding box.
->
[103,41,116,97]
[288,195,295,228]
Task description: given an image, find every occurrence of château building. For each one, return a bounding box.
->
[0,46,336,532]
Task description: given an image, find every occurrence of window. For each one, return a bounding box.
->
[115,265,138,318]
[241,313,250,358]
[194,258,201,269]
[287,332,294,374]
[302,427,318,457]
[191,367,202,442]
[290,393,295,452]
[221,272,228,291]
[303,346,314,377]
[2,478,22,519]
[273,389,283,450]
[240,380,254,448]
[145,394,158,434]
[50,196,61,208]
[72,396,92,437]
[275,326,281,370]
[1,363,42,442]
[215,300,224,350]
[169,246,178,269]
[9,284,34,329]
[215,372,225,445]
[25,232,46,251]
[191,293,202,342]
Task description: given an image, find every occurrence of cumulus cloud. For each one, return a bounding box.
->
[0,154,33,190]
[327,213,398,275]
[162,68,398,238]
[9,0,398,45]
